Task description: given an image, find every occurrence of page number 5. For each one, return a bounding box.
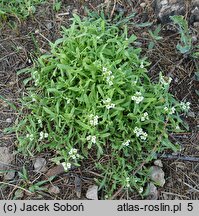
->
[187,203,193,211]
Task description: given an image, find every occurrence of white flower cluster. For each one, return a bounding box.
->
[133,127,148,140]
[26,134,34,141]
[69,148,80,160]
[126,177,130,188]
[39,131,48,141]
[180,101,190,111]
[65,97,71,104]
[103,98,115,109]
[62,162,71,171]
[86,135,96,144]
[141,112,149,121]
[139,187,143,194]
[89,115,99,126]
[131,92,144,104]
[164,106,175,114]
[160,74,172,86]
[122,140,131,146]
[38,119,42,127]
[102,67,114,86]
[140,61,144,68]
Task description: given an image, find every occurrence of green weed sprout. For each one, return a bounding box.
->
[170,15,193,55]
[16,14,190,197]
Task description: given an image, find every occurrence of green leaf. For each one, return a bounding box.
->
[43,107,56,117]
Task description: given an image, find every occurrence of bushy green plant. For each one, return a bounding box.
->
[16,14,190,198]
[0,0,46,19]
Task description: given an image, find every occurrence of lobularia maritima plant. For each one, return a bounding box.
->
[16,14,190,198]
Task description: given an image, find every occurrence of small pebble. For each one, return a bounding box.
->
[34,157,47,172]
[140,2,146,8]
[49,185,60,194]
[86,185,98,200]
[4,171,15,180]
[154,159,163,168]
[146,182,158,200]
[6,118,12,123]
[194,22,199,27]
[149,166,165,187]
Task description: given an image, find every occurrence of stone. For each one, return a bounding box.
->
[45,164,65,177]
[193,22,199,27]
[0,147,14,173]
[190,0,199,24]
[4,171,15,180]
[154,159,163,167]
[86,185,98,200]
[140,2,146,8]
[149,166,165,187]
[48,185,60,194]
[6,118,12,123]
[153,0,185,24]
[187,111,196,118]
[33,157,47,172]
[146,182,159,200]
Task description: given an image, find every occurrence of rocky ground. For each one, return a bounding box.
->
[0,0,199,200]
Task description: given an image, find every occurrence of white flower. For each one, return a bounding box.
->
[126,183,130,188]
[87,135,96,144]
[29,134,34,141]
[176,125,180,130]
[160,75,172,85]
[69,148,78,160]
[131,92,144,104]
[73,148,77,154]
[67,163,71,169]
[91,136,96,144]
[139,187,143,194]
[62,162,71,171]
[38,119,42,124]
[44,133,48,138]
[72,155,76,159]
[140,62,144,68]
[180,101,190,111]
[141,112,149,121]
[108,81,113,86]
[122,140,131,146]
[133,127,143,137]
[62,162,68,171]
[26,134,30,138]
[103,98,115,109]
[164,107,169,112]
[32,97,37,102]
[106,103,115,109]
[86,135,91,141]
[108,71,112,76]
[103,67,107,72]
[134,127,148,140]
[169,107,175,114]
[90,115,99,126]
